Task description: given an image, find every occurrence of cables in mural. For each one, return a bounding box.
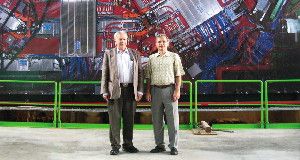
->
[0,0,53,71]
[194,11,237,93]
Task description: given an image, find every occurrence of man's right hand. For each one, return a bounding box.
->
[103,94,110,102]
[146,92,151,102]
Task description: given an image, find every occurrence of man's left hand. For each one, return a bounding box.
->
[172,89,180,102]
[136,94,143,102]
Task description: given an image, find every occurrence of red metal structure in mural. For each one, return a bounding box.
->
[0,0,297,93]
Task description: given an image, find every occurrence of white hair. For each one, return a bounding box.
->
[114,31,128,40]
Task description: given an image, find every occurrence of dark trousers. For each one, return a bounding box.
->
[108,86,136,149]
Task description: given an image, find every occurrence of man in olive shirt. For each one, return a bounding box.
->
[145,34,185,155]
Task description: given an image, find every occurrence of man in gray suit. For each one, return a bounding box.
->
[145,34,185,155]
[101,31,143,155]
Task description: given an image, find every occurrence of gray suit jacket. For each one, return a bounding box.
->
[100,48,144,100]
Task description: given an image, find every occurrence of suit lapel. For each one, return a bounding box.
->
[110,48,119,79]
[128,49,136,61]
[128,49,137,74]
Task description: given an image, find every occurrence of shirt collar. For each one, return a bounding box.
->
[156,51,170,57]
[117,48,129,54]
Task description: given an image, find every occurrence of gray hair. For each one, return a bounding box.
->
[114,31,128,40]
[155,33,169,41]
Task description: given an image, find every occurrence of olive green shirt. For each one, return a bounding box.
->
[145,51,185,85]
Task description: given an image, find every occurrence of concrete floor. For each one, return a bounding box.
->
[0,127,299,160]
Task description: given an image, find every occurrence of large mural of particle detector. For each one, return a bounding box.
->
[0,0,60,72]
[132,0,286,93]
[99,1,279,78]
[1,0,287,83]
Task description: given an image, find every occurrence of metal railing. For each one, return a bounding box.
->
[0,80,57,127]
[1,79,299,129]
[265,79,300,129]
[195,80,264,129]
[58,81,106,128]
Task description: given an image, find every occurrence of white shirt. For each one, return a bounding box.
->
[117,48,133,83]
[103,48,143,97]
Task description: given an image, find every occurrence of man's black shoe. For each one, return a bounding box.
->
[110,149,119,155]
[150,146,166,153]
[170,147,178,155]
[122,146,139,153]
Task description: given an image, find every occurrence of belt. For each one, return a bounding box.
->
[120,83,133,87]
[153,84,173,88]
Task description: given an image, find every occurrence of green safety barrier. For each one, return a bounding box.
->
[2,79,299,129]
[58,81,193,129]
[183,80,193,129]
[265,79,300,129]
[0,80,57,128]
[195,80,264,129]
[58,81,106,128]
